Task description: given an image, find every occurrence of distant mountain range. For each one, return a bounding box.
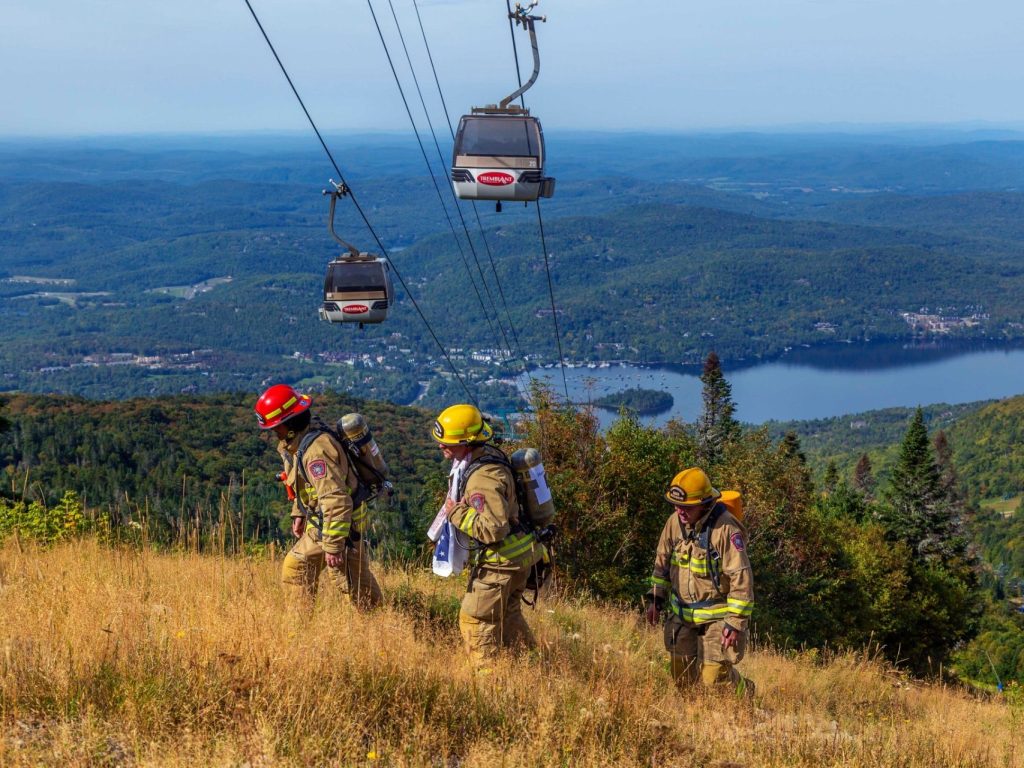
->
[4,132,1024,408]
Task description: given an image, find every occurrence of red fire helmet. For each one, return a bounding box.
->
[254,384,311,429]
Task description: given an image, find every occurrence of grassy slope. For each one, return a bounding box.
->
[1,539,1020,767]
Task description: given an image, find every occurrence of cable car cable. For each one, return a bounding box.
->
[505,0,570,403]
[412,0,535,392]
[365,0,510,364]
[241,0,478,406]
[377,0,522,386]
[383,0,532,402]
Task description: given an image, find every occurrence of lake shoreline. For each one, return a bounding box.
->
[521,340,1024,426]
[526,337,1024,378]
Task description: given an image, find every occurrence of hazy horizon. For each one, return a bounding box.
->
[5,0,1023,136]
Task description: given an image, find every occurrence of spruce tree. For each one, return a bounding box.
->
[853,453,875,497]
[696,351,740,466]
[777,430,814,500]
[779,431,807,465]
[881,408,963,562]
[878,409,979,674]
[881,408,940,547]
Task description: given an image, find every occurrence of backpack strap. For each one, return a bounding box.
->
[456,447,523,521]
[697,502,727,596]
[295,428,325,487]
[291,429,325,533]
[297,423,380,508]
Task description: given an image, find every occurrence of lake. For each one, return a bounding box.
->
[526,342,1024,426]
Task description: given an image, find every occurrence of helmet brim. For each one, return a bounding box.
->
[665,486,721,507]
[432,419,493,446]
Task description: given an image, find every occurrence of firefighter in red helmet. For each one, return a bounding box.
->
[255,384,382,609]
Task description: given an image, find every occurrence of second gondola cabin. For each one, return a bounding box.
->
[451,107,555,205]
[319,254,394,325]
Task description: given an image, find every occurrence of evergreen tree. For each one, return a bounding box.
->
[881,410,974,568]
[696,351,740,466]
[879,408,944,556]
[776,430,814,500]
[779,431,807,464]
[853,453,875,497]
[875,410,980,675]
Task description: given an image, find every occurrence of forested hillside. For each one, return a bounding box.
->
[765,401,989,483]
[0,392,442,557]
[6,135,1024,408]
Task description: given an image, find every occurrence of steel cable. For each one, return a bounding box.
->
[505,0,570,403]
[242,0,478,405]
[412,0,535,398]
[376,0,525,396]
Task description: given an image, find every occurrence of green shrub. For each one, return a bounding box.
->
[0,490,89,544]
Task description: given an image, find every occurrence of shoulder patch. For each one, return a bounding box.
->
[308,459,328,480]
[469,493,486,512]
[730,532,746,552]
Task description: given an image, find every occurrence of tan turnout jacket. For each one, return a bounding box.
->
[278,426,362,555]
[447,445,540,568]
[648,504,755,632]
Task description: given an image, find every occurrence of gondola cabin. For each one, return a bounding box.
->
[319,254,394,325]
[451,108,555,204]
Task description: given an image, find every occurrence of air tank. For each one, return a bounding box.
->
[340,413,389,479]
[510,447,555,528]
[719,490,744,522]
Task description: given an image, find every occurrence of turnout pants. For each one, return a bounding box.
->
[459,563,535,667]
[281,526,382,609]
[664,615,752,695]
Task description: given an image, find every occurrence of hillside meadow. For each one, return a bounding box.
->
[1,539,1020,768]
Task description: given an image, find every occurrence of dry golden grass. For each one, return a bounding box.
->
[1,539,1020,768]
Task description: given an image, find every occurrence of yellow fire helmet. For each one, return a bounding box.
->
[665,467,721,507]
[432,403,494,446]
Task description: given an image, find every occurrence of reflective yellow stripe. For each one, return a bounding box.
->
[481,532,536,564]
[671,604,730,623]
[498,533,535,558]
[727,598,754,617]
[322,521,351,537]
[263,396,298,421]
[352,504,368,522]
[650,575,671,587]
[669,594,729,623]
[458,508,477,535]
[672,554,711,575]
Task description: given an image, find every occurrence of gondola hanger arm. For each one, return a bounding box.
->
[322,180,361,258]
[499,2,546,109]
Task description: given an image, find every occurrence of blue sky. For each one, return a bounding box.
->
[3,0,1023,136]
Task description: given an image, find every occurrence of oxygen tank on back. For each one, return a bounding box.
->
[719,489,744,522]
[510,447,555,529]
[339,413,389,480]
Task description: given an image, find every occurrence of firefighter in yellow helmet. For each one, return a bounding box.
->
[645,468,755,696]
[433,403,542,667]
[255,384,382,610]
